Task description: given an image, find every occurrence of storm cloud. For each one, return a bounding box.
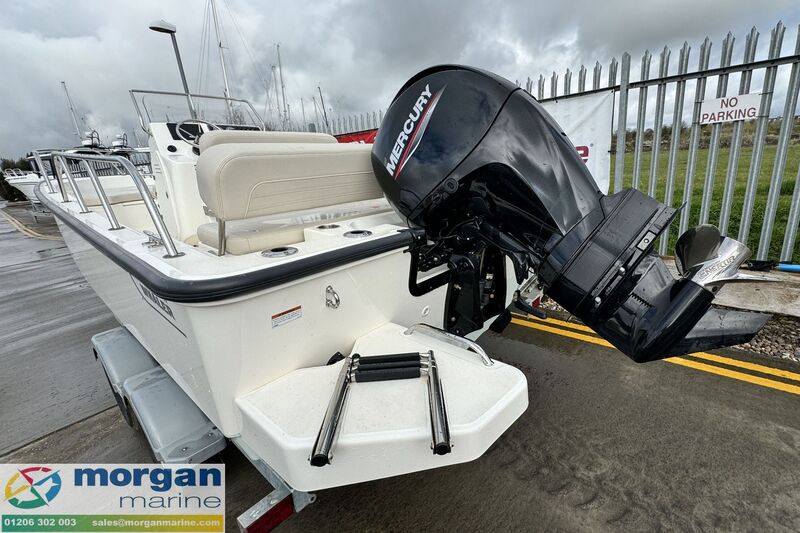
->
[0,0,796,157]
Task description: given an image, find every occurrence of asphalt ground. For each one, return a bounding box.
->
[0,204,116,454]
[2,202,800,531]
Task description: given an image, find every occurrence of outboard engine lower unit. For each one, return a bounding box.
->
[371,65,768,363]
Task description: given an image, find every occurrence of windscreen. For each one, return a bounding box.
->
[131,91,264,128]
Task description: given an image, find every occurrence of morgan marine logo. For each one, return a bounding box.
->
[4,466,62,509]
[385,83,445,179]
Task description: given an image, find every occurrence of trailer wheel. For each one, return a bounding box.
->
[99,362,134,427]
[128,404,159,463]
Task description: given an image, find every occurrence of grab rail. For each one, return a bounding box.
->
[51,154,90,214]
[50,151,184,258]
[30,151,56,194]
[403,323,494,366]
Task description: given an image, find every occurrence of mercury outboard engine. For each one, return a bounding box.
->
[371,65,768,363]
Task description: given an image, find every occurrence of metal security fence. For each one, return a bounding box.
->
[524,21,800,262]
[297,111,383,136]
[310,22,800,263]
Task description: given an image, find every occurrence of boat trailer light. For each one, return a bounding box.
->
[237,490,295,533]
[310,351,452,467]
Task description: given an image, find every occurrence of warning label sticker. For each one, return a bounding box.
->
[271,305,302,328]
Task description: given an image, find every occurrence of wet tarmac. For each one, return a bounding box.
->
[2,202,800,531]
[0,204,116,454]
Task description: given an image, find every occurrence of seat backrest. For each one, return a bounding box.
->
[196,142,384,222]
[198,130,336,152]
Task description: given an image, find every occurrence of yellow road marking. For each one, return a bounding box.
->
[512,312,596,334]
[1,210,42,238]
[511,317,613,348]
[688,352,800,383]
[664,357,800,396]
[509,317,800,396]
[0,208,62,241]
[513,313,800,383]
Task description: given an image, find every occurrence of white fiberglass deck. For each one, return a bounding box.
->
[236,323,528,491]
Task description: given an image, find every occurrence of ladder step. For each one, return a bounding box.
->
[354,366,421,382]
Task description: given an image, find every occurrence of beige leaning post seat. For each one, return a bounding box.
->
[195,142,386,255]
[198,130,337,152]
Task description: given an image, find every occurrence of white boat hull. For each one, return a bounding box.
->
[9,179,42,203]
[56,216,450,434]
[54,211,529,490]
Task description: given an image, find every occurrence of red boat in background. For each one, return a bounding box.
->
[335,128,378,144]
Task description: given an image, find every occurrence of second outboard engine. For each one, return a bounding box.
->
[371,65,768,363]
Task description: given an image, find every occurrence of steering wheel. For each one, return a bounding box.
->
[175,119,221,148]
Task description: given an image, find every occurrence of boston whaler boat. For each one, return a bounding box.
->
[35,66,768,530]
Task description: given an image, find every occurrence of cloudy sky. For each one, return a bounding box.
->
[0,0,797,157]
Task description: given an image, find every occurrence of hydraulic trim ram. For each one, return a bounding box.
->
[371,64,768,363]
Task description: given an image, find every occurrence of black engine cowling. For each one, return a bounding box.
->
[371,65,767,363]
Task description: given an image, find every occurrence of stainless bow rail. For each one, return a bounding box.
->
[2,168,31,178]
[30,151,56,194]
[45,150,184,258]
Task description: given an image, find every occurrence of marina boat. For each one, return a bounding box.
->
[34,66,768,529]
[24,79,153,208]
[3,168,42,203]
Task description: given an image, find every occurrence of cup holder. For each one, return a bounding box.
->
[343,230,373,238]
[316,223,341,230]
[261,246,299,258]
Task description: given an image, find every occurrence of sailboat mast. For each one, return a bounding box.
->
[300,98,307,132]
[61,81,83,140]
[131,128,142,148]
[312,96,320,131]
[276,44,289,127]
[271,65,282,130]
[210,0,233,121]
[317,86,330,132]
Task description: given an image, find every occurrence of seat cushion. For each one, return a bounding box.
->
[196,142,383,222]
[198,130,336,152]
[197,199,392,255]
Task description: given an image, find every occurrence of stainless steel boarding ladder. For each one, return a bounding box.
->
[310,351,452,467]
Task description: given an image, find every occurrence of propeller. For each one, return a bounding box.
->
[675,225,764,288]
[674,224,722,276]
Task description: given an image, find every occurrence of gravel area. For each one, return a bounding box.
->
[737,313,800,362]
[537,296,800,363]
